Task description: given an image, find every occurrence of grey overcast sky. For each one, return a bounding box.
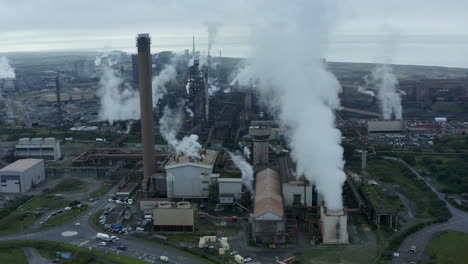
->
[1,0,468,67]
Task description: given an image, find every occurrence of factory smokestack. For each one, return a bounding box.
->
[55,76,63,127]
[137,33,155,190]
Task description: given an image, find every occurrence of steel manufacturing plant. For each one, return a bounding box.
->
[0,2,468,263]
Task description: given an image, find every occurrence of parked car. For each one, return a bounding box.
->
[99,242,107,247]
[245,257,253,262]
[116,245,126,250]
[230,251,239,256]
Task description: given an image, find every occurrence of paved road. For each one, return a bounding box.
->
[0,184,207,264]
[385,157,468,263]
[23,247,50,264]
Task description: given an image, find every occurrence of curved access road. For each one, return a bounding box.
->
[0,184,208,264]
[384,157,468,264]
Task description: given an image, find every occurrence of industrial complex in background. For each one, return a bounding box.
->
[0,32,467,264]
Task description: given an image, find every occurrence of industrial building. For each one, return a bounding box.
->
[249,123,272,167]
[218,177,242,205]
[0,78,15,92]
[152,201,197,232]
[0,159,45,193]
[320,204,349,244]
[165,150,218,199]
[15,137,61,161]
[367,120,406,136]
[251,168,286,244]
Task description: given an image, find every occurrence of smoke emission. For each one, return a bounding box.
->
[96,52,177,124]
[159,103,202,158]
[357,85,375,97]
[240,1,346,210]
[371,64,402,120]
[370,27,402,120]
[97,64,140,124]
[229,152,254,194]
[243,146,251,159]
[152,65,177,107]
[0,56,15,79]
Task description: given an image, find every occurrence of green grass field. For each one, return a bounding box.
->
[366,158,450,219]
[0,248,28,264]
[0,195,67,236]
[427,232,468,264]
[49,178,88,193]
[0,240,149,264]
[89,183,112,199]
[39,206,90,231]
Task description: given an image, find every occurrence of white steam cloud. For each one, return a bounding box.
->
[229,152,254,194]
[97,52,177,124]
[0,56,15,79]
[160,103,202,158]
[371,64,402,120]
[241,1,346,210]
[243,146,251,160]
[357,85,375,97]
[371,27,402,120]
[152,65,177,107]
[97,65,140,124]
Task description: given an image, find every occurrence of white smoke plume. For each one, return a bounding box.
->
[370,27,402,120]
[243,146,251,160]
[230,64,255,87]
[185,105,194,117]
[159,103,202,158]
[371,64,402,120]
[242,1,346,210]
[97,64,140,124]
[152,65,176,107]
[209,83,220,96]
[357,85,375,97]
[229,152,254,194]
[0,56,15,79]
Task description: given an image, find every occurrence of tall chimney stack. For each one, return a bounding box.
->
[137,33,155,190]
[55,76,62,127]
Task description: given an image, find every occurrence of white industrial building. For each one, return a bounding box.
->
[15,137,62,161]
[0,159,45,193]
[165,150,218,199]
[218,177,242,205]
[320,205,349,244]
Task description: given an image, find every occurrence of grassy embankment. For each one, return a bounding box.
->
[0,240,149,264]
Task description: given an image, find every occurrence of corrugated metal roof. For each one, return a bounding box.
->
[253,168,284,219]
[0,159,43,173]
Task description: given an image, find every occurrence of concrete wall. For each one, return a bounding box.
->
[320,206,349,244]
[218,179,242,200]
[282,182,313,207]
[166,165,212,199]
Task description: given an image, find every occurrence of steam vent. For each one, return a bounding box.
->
[320,204,349,244]
[137,33,155,190]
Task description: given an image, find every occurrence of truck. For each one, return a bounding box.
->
[96,233,112,242]
[409,245,417,254]
[159,256,169,262]
[234,254,244,264]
